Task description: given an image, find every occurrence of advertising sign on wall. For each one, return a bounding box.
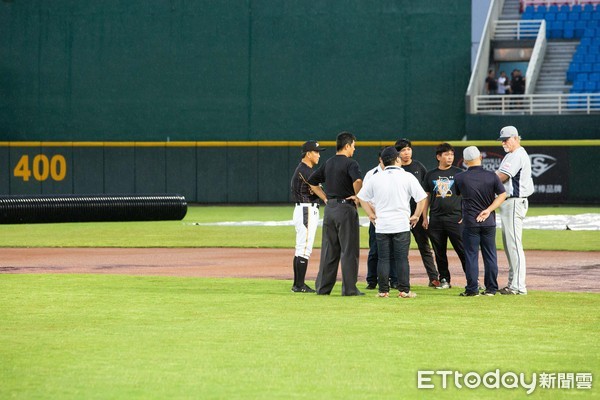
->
[454,146,568,204]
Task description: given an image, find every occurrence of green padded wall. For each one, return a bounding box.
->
[0,1,470,142]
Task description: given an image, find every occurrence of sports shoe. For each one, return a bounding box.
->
[436,278,451,289]
[291,284,316,293]
[481,290,496,296]
[459,291,480,297]
[498,287,517,295]
[428,279,441,288]
[376,292,389,298]
[366,283,377,290]
[398,291,417,298]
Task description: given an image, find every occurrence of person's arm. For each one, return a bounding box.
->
[359,199,376,225]
[496,171,510,183]
[476,192,507,223]
[410,198,426,228]
[348,179,363,206]
[309,184,328,204]
[422,193,431,229]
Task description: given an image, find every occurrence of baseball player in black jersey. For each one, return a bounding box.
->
[290,140,326,293]
[394,138,441,287]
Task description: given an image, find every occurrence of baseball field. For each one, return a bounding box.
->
[1,205,599,399]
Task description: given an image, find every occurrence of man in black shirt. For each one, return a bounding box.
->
[308,132,364,296]
[290,140,326,293]
[422,143,467,289]
[394,138,441,288]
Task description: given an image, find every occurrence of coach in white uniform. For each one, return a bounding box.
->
[496,126,534,295]
[357,146,427,298]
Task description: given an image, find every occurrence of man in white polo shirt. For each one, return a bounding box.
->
[496,126,534,295]
[357,146,427,299]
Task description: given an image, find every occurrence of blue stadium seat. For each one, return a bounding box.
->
[575,20,587,37]
[567,63,580,82]
[571,81,586,93]
[564,21,575,38]
[549,5,559,13]
[560,5,570,13]
[572,4,582,13]
[590,72,600,81]
[533,12,545,20]
[593,12,600,21]
[585,81,597,92]
[581,12,592,21]
[537,5,547,14]
[573,53,585,63]
[522,11,534,20]
[525,5,535,14]
[582,63,593,73]
[549,20,564,38]
[594,63,600,72]
[545,12,556,21]
[568,11,580,21]
[581,37,592,47]
[557,12,568,21]
[577,72,589,81]
[583,4,594,13]
[584,27,596,37]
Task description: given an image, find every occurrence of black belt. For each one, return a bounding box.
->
[330,198,352,204]
[295,202,319,208]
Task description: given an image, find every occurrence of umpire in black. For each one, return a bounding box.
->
[308,131,364,296]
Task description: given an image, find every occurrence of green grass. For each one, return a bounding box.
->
[0,205,598,251]
[1,275,598,399]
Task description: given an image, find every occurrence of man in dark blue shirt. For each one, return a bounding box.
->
[454,146,507,297]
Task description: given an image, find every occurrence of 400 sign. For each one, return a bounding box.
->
[13,154,67,182]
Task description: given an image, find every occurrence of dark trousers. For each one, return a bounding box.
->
[315,202,361,296]
[366,222,398,286]
[411,217,439,281]
[462,226,499,294]
[376,231,411,293]
[427,218,466,283]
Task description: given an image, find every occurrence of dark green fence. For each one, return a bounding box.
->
[1,141,597,204]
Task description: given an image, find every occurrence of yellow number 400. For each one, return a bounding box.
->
[13,154,67,182]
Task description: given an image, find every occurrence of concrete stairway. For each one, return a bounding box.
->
[499,0,521,21]
[535,41,579,94]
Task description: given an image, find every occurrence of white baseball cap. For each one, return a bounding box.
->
[463,146,481,161]
[497,125,519,141]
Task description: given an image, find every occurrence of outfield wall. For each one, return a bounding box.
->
[1,141,598,204]
[0,1,470,142]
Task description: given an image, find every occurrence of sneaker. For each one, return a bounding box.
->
[291,284,316,293]
[428,279,441,288]
[459,291,480,297]
[366,283,377,290]
[398,291,417,298]
[376,292,389,298]
[436,279,451,289]
[481,290,496,296]
[498,287,517,295]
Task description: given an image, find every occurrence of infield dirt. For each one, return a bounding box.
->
[1,248,598,293]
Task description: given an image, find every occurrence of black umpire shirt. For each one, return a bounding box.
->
[307,155,362,199]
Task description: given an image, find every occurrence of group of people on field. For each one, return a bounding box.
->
[290,126,533,298]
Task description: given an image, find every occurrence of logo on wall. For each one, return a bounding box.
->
[529,154,557,178]
[455,146,568,204]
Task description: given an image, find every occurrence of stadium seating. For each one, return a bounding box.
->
[521,1,600,99]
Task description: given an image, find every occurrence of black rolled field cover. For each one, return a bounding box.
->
[0,194,187,224]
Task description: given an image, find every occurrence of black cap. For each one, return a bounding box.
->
[394,138,412,150]
[380,146,399,163]
[302,140,326,153]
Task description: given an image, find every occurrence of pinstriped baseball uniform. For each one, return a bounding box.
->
[498,146,534,294]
